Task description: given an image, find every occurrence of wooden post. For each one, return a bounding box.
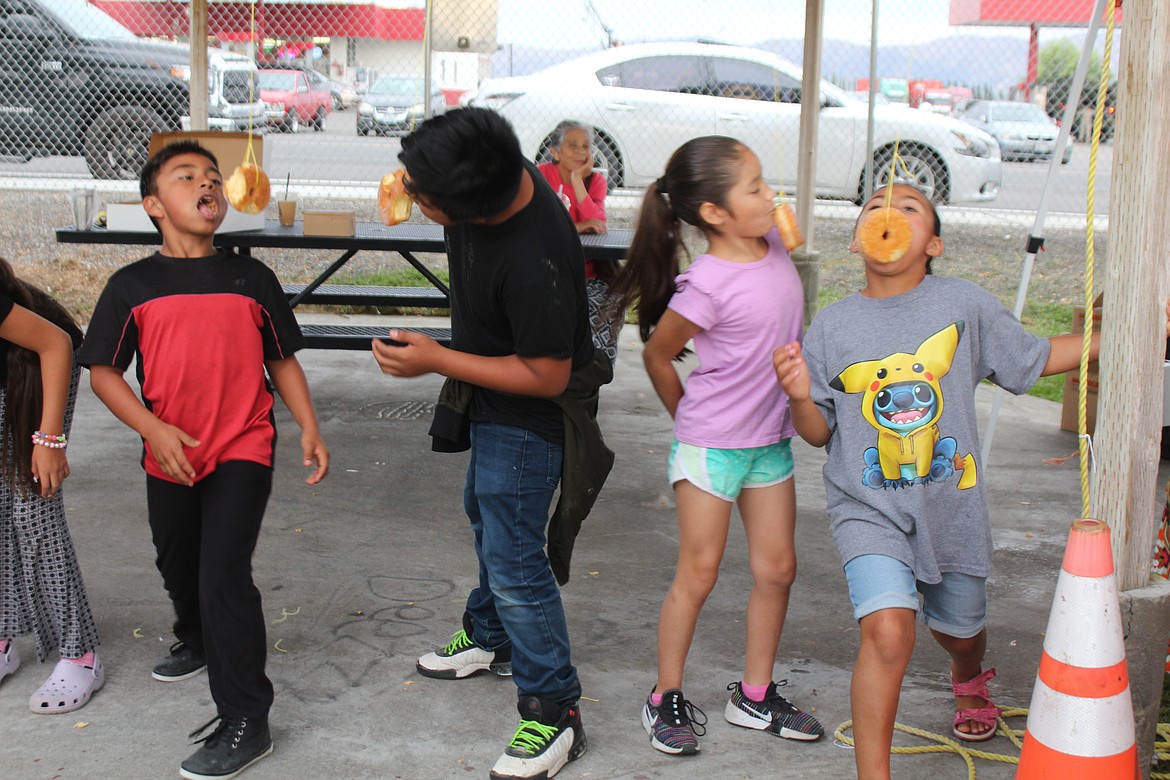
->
[1093,0,1170,591]
[791,0,824,324]
[188,0,209,131]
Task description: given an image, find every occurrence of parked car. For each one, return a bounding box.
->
[356,76,446,137]
[466,42,1001,203]
[958,100,1072,165]
[0,0,264,179]
[302,68,358,111]
[258,68,331,133]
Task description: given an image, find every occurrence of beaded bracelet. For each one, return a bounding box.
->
[32,431,67,449]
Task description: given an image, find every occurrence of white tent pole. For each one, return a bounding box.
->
[423,0,434,118]
[792,0,824,325]
[188,0,209,131]
[862,0,878,201]
[979,0,1106,468]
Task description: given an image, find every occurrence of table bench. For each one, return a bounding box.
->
[56,220,632,350]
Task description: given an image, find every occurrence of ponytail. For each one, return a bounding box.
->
[607,136,746,353]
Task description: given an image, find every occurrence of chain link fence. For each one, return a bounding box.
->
[0,0,1120,301]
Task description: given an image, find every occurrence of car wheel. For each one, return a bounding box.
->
[868,142,947,204]
[84,105,170,180]
[332,93,344,112]
[313,108,326,132]
[284,109,299,134]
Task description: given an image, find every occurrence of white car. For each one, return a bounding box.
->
[466,42,1001,203]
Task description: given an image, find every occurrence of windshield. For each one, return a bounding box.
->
[258,72,296,91]
[370,78,424,98]
[37,0,137,39]
[992,103,1049,123]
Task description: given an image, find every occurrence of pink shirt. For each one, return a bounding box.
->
[668,228,804,448]
[537,162,608,279]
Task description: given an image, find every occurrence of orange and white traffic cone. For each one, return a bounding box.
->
[1016,518,1138,779]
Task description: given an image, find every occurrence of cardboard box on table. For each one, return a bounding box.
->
[106,132,266,234]
[1060,302,1100,434]
[303,209,355,237]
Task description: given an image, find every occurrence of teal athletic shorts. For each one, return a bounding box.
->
[668,439,794,502]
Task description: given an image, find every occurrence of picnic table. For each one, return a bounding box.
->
[56,220,633,349]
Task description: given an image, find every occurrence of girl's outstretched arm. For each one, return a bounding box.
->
[774,342,831,447]
[642,309,699,418]
[0,304,73,496]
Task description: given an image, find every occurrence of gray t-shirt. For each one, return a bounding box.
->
[803,275,1050,582]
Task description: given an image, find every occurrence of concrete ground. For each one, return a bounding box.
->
[0,313,1163,780]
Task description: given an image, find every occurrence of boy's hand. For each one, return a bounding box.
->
[371,329,441,378]
[773,342,811,402]
[30,446,69,497]
[301,431,329,485]
[145,422,200,486]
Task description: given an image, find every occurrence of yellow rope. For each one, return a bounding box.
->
[1078,0,1115,515]
[835,710,1170,779]
[242,0,258,167]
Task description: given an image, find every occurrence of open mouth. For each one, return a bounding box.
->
[197,194,219,219]
[883,408,927,425]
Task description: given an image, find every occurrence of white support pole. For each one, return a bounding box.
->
[791,0,824,324]
[979,0,1106,468]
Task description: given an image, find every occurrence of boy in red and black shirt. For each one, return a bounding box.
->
[78,140,329,780]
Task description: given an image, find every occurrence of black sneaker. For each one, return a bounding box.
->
[179,714,273,780]
[642,688,707,755]
[416,613,512,679]
[724,680,824,741]
[490,696,587,780]
[153,641,207,682]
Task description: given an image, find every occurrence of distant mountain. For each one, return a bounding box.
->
[490,35,1045,92]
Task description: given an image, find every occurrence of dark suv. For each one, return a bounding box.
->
[0,0,259,179]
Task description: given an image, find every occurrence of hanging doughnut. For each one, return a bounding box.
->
[857,207,912,264]
[772,202,804,251]
[378,169,414,226]
[225,163,270,214]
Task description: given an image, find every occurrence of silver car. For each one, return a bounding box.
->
[959,100,1072,165]
[466,42,1001,204]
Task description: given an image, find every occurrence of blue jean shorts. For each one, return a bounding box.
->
[843,554,987,638]
[668,439,793,502]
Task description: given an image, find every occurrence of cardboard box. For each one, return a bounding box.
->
[107,131,266,234]
[1060,371,1099,435]
[1060,298,1101,434]
[303,209,355,237]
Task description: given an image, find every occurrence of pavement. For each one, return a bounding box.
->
[0,312,1164,780]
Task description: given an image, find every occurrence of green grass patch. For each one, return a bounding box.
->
[311,268,451,316]
[1162,673,1170,725]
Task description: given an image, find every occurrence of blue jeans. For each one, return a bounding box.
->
[463,422,581,704]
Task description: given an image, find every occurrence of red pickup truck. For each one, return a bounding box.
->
[258,69,331,133]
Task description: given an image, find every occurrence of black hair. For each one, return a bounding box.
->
[138,141,221,233]
[608,136,745,353]
[398,107,524,222]
[861,183,942,273]
[139,140,220,199]
[0,258,83,494]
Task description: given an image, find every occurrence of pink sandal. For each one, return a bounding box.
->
[951,667,1001,742]
[29,655,105,714]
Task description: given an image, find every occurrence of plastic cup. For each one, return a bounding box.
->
[70,187,95,230]
[278,196,297,227]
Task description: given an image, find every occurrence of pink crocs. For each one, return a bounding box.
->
[29,654,105,714]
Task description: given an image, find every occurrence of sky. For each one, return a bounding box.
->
[495,0,1035,48]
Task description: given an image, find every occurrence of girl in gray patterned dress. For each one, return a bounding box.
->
[0,258,102,714]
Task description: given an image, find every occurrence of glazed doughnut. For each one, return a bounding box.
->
[378,169,413,226]
[224,163,270,214]
[772,203,804,251]
[857,207,912,264]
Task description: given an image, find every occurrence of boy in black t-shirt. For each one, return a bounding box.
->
[78,141,329,780]
[372,108,594,780]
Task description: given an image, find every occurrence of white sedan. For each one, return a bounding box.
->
[466,42,1001,204]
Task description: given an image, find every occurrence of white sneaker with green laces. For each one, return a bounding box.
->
[416,614,512,679]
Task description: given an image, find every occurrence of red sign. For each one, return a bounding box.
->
[950,0,1122,27]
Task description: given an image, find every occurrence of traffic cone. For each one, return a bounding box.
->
[1016,518,1138,779]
